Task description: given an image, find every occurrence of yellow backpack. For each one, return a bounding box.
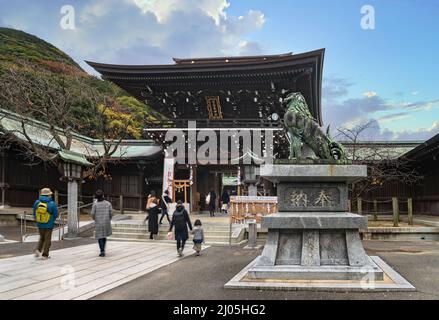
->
[36,202,50,223]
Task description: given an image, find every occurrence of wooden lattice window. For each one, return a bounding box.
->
[121,175,139,195]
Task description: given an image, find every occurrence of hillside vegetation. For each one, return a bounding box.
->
[0,27,164,139]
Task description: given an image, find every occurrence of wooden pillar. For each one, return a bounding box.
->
[408,198,413,226]
[138,168,144,212]
[392,197,399,227]
[120,195,124,215]
[373,200,378,221]
[191,166,197,212]
[0,150,7,208]
[54,190,59,205]
[357,197,362,215]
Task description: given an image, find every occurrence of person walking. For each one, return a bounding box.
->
[168,201,192,257]
[208,189,217,217]
[146,190,160,239]
[33,188,58,260]
[221,189,230,214]
[159,190,172,225]
[192,219,205,256]
[90,189,113,257]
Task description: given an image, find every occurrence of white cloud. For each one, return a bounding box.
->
[0,0,267,73]
[80,2,112,24]
[390,120,439,141]
[363,91,377,98]
[323,77,439,141]
[246,9,265,27]
[133,0,230,25]
[377,112,411,125]
[238,40,264,55]
[401,99,439,111]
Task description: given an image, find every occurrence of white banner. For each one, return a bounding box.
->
[163,157,175,196]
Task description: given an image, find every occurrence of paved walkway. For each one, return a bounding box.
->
[0,241,201,300]
[94,241,439,300]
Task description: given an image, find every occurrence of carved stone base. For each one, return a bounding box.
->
[248,212,383,281]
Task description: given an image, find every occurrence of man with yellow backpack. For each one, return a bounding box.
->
[33,188,58,260]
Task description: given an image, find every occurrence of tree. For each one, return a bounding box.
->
[0,61,134,179]
[336,120,422,198]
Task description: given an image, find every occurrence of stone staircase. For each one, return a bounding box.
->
[109,220,247,246]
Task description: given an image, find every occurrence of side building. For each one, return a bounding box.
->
[0,108,163,211]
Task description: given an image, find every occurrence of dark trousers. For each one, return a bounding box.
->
[98,238,107,253]
[159,208,170,224]
[177,239,186,251]
[37,228,53,257]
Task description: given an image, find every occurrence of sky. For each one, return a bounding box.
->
[1,0,438,141]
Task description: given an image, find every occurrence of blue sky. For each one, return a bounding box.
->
[1,0,438,141]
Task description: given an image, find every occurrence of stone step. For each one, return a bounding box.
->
[106,237,246,247]
[111,227,232,237]
[112,223,231,231]
[109,232,242,244]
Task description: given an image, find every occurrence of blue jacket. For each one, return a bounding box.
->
[33,196,58,229]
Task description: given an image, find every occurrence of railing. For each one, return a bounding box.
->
[58,201,94,240]
[350,197,414,227]
[19,211,28,243]
[229,196,278,224]
[19,201,94,242]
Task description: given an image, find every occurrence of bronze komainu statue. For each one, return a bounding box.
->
[283,93,346,160]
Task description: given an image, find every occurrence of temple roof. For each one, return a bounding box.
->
[403,133,439,162]
[172,52,294,65]
[341,141,422,161]
[0,108,162,160]
[86,49,325,126]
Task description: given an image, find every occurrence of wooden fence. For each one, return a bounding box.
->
[230,196,278,224]
[350,197,414,226]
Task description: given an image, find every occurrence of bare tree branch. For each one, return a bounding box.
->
[336,120,423,198]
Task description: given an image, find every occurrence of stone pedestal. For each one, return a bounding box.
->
[248,164,384,281]
[243,221,263,250]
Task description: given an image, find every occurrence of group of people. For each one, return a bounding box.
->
[32,188,205,260]
[206,189,231,217]
[144,190,204,257]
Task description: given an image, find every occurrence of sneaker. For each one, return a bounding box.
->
[177,248,182,257]
[34,250,42,258]
[99,252,105,257]
[40,256,50,260]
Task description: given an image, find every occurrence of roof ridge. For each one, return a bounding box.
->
[172,52,294,64]
[0,107,156,146]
